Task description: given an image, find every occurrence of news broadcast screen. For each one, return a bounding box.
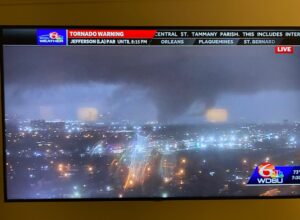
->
[1,27,300,201]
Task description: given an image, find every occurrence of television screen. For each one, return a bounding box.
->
[1,27,300,200]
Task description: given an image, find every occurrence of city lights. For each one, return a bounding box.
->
[5,118,300,199]
[4,31,300,200]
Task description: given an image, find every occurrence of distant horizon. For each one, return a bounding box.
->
[5,117,300,126]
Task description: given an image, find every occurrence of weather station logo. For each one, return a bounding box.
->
[248,162,285,185]
[37,29,67,45]
[257,163,284,184]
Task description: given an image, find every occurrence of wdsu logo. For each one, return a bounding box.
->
[248,162,284,185]
[37,29,66,45]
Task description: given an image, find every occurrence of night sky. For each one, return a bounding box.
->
[3,46,300,124]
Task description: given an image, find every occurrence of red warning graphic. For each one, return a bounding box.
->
[68,30,157,39]
[275,46,294,54]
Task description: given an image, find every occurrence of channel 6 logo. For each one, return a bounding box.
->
[258,162,284,178]
[248,162,289,185]
[49,32,62,40]
[37,29,66,45]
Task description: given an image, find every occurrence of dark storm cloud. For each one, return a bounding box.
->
[3,46,300,122]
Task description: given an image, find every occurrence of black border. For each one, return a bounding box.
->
[2,25,300,202]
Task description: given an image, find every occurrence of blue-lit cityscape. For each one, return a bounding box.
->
[4,45,300,199]
[5,117,300,199]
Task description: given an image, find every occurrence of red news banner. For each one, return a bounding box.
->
[68,30,157,39]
